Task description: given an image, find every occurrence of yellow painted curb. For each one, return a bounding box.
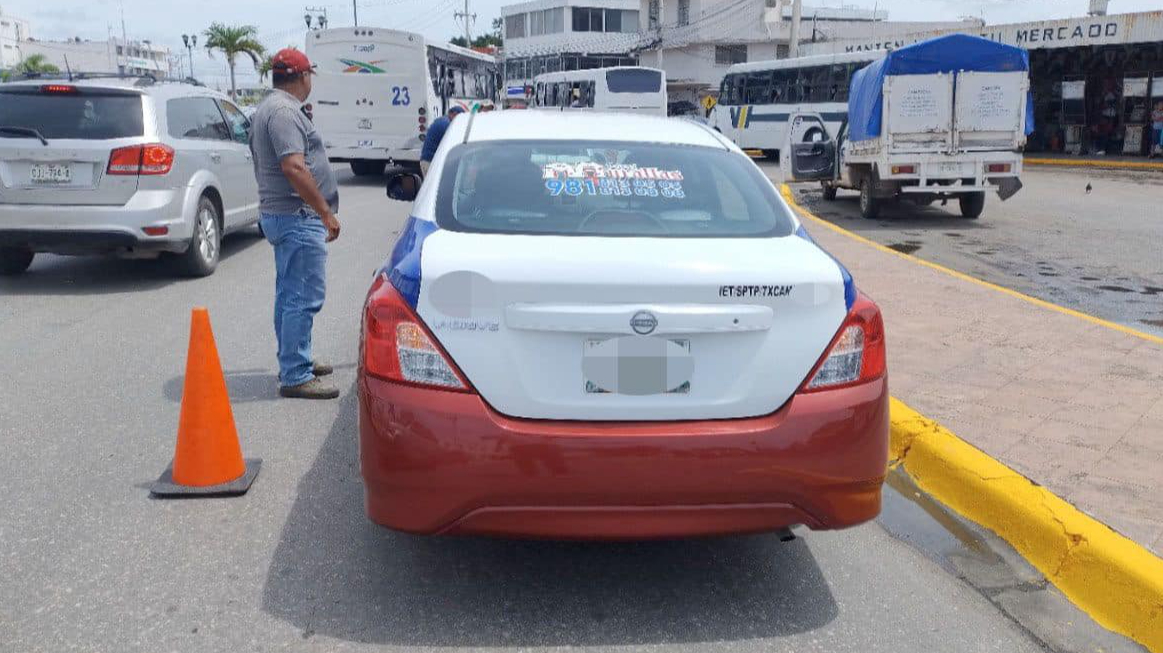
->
[778,184,1163,346]
[1025,157,1163,171]
[889,398,1163,652]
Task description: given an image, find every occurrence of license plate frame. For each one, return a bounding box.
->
[583,338,691,395]
[30,163,72,184]
[935,161,966,176]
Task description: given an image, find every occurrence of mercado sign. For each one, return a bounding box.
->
[801,10,1163,56]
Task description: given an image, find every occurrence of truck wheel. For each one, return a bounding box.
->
[859,178,880,220]
[821,183,837,201]
[175,196,221,277]
[959,192,986,219]
[0,247,35,276]
[351,160,386,177]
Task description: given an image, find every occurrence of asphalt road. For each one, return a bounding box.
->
[767,164,1163,338]
[0,168,1138,652]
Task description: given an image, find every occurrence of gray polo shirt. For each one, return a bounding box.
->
[249,89,339,216]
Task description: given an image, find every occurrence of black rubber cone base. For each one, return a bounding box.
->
[150,459,262,498]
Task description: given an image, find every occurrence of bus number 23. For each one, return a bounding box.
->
[391,86,411,106]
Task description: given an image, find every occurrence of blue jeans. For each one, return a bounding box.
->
[261,212,328,387]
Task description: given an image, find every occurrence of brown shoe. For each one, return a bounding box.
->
[312,360,334,376]
[279,377,340,400]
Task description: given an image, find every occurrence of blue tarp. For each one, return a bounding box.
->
[847,33,1034,142]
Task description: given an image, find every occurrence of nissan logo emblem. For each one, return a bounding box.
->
[630,311,658,335]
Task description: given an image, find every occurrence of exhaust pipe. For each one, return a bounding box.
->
[776,527,797,543]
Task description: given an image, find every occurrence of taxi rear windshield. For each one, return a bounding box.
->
[435,140,796,238]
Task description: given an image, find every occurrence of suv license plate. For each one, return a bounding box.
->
[30,163,71,184]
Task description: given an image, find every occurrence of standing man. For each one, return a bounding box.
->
[250,48,341,400]
[419,105,464,176]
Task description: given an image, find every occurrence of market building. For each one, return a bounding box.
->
[800,9,1163,156]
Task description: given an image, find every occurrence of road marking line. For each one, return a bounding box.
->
[890,397,1163,652]
[1025,157,1163,171]
[779,184,1163,346]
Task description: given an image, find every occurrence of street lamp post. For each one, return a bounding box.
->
[181,33,197,79]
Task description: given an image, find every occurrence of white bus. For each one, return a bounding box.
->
[709,51,882,156]
[531,67,667,116]
[306,27,499,175]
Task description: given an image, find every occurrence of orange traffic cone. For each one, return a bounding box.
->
[151,307,260,497]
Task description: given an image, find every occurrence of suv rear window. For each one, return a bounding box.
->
[606,69,662,94]
[0,88,144,139]
[436,140,795,238]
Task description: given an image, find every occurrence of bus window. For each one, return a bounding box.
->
[585,81,596,108]
[810,66,831,102]
[605,68,662,93]
[780,70,800,104]
[746,71,772,104]
[719,75,732,104]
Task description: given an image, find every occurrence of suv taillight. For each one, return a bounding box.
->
[362,275,471,392]
[107,144,174,176]
[802,292,886,392]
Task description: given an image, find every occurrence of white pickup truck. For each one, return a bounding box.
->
[782,34,1031,220]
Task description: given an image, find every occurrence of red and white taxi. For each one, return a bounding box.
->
[358,111,888,539]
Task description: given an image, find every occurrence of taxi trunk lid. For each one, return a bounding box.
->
[414,231,849,421]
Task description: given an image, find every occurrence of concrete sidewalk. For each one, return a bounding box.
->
[789,188,1163,556]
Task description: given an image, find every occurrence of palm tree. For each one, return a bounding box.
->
[203,23,264,100]
[2,54,60,82]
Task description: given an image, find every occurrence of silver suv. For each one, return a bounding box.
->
[0,75,260,276]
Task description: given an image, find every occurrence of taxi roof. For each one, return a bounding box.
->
[461,111,729,150]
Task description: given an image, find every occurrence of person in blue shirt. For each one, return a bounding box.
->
[419,106,465,177]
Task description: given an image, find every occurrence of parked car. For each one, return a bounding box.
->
[0,75,260,276]
[359,111,889,540]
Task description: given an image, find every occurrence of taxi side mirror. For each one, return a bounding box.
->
[386,173,422,202]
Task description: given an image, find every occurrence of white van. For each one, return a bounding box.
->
[532,67,666,116]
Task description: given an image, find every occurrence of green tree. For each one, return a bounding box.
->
[2,54,61,82]
[203,23,265,100]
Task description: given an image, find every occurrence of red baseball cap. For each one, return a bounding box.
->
[270,48,316,75]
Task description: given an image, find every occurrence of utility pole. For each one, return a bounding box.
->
[656,0,664,75]
[455,0,476,46]
[788,0,802,58]
[305,6,329,30]
[353,0,359,26]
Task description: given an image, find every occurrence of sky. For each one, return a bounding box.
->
[2,0,1159,88]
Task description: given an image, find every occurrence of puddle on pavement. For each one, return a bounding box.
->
[1080,276,1100,281]
[887,241,923,255]
[1142,319,1163,327]
[877,468,1145,653]
[1097,285,1135,293]
[1141,286,1163,296]
[944,232,963,238]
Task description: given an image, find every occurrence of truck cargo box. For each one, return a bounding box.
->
[848,33,1034,150]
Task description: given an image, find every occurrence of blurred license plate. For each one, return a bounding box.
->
[583,338,691,395]
[935,161,967,175]
[30,163,71,184]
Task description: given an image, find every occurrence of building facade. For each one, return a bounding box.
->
[502,0,641,104]
[0,8,31,69]
[801,10,1163,156]
[13,37,170,78]
[637,0,978,105]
